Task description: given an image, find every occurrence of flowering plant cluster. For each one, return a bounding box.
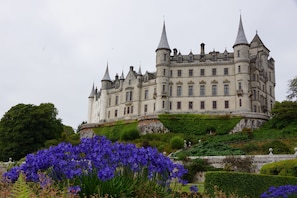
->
[4,135,187,197]
[261,185,297,198]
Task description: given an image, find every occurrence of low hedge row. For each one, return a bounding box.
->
[205,171,297,197]
[261,159,297,177]
[158,114,242,135]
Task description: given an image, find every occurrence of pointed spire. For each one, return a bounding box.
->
[138,66,142,75]
[102,63,111,81]
[120,70,125,80]
[88,83,95,98]
[233,15,249,47]
[156,21,171,51]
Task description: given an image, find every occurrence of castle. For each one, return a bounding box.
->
[87,16,275,124]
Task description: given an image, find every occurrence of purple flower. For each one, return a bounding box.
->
[190,185,198,193]
[261,185,297,198]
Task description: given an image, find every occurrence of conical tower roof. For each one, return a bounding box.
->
[233,15,249,47]
[102,64,111,81]
[156,22,171,51]
[88,83,95,98]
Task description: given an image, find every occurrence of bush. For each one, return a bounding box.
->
[205,171,297,198]
[260,159,297,177]
[223,156,255,173]
[262,140,291,154]
[120,129,140,141]
[170,136,184,149]
[158,114,242,135]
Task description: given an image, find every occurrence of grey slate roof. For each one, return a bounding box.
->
[156,22,171,51]
[102,64,111,81]
[233,15,249,47]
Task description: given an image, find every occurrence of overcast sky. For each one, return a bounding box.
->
[1,0,297,129]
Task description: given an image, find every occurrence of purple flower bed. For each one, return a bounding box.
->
[3,135,187,196]
[261,185,297,198]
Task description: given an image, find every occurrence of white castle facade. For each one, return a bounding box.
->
[87,16,275,124]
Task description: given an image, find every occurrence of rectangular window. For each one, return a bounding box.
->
[162,101,165,108]
[163,69,166,76]
[224,68,228,75]
[127,107,130,114]
[200,85,205,96]
[154,103,155,111]
[115,109,118,117]
[212,101,217,109]
[189,69,193,77]
[212,85,217,96]
[224,84,229,95]
[237,50,240,57]
[238,82,242,90]
[177,86,182,96]
[164,54,167,61]
[177,101,181,109]
[189,101,193,109]
[169,86,173,96]
[169,102,172,110]
[124,107,126,115]
[225,101,229,109]
[170,70,173,77]
[108,111,110,118]
[238,65,241,73]
[200,69,205,76]
[162,85,166,93]
[188,85,193,96]
[200,101,205,109]
[212,68,216,76]
[126,91,133,101]
[109,97,111,106]
[239,99,242,107]
[115,96,119,105]
[177,70,182,77]
[131,106,133,114]
[144,104,147,113]
[144,90,148,100]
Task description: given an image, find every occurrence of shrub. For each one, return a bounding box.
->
[170,136,184,149]
[223,156,255,173]
[120,128,139,141]
[205,171,297,198]
[260,159,297,177]
[262,140,291,154]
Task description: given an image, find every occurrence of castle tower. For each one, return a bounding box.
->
[155,22,171,113]
[87,83,95,123]
[233,15,251,112]
[99,64,111,122]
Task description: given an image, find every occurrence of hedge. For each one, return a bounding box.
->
[260,159,297,177]
[205,171,297,197]
[158,114,242,135]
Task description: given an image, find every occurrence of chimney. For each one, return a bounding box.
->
[200,43,205,55]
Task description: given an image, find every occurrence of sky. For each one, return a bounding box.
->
[1,0,297,130]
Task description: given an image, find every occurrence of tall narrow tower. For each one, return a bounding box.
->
[87,83,95,123]
[233,15,251,112]
[99,64,111,122]
[155,22,171,113]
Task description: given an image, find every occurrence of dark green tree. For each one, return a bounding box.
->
[287,76,297,101]
[270,101,297,129]
[0,103,63,161]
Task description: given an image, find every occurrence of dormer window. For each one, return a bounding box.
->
[189,55,193,62]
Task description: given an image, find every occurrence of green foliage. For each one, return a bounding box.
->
[159,114,241,135]
[182,158,218,182]
[222,156,254,173]
[260,159,297,177]
[170,136,184,149]
[287,76,297,100]
[120,128,140,141]
[205,171,297,198]
[262,140,291,154]
[270,101,297,129]
[175,141,244,157]
[0,103,63,161]
[93,121,138,142]
[10,173,34,198]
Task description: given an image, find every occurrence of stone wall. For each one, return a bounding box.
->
[137,118,169,135]
[230,118,266,133]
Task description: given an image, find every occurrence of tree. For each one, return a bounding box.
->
[0,103,63,161]
[287,76,297,101]
[270,101,297,129]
